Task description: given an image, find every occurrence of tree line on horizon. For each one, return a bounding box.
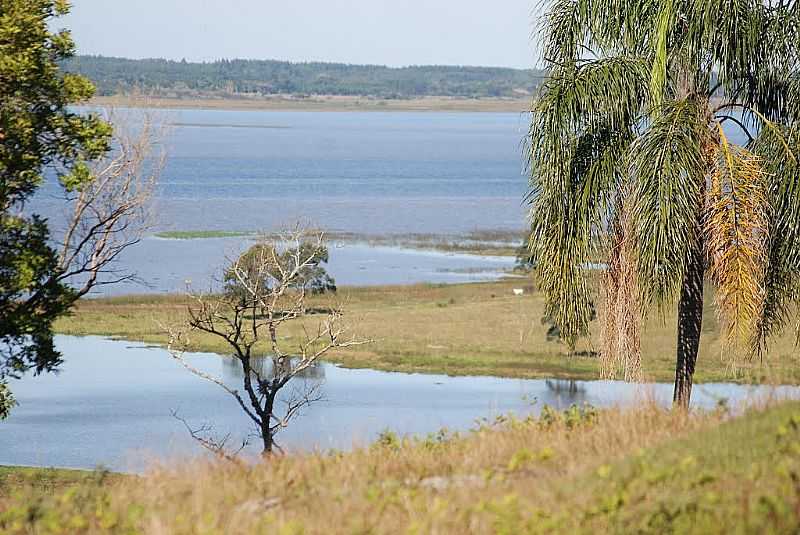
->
[62,55,546,100]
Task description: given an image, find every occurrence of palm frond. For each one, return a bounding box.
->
[702,0,800,123]
[528,126,630,348]
[649,0,676,108]
[705,126,769,354]
[750,124,800,352]
[631,98,711,307]
[540,0,659,64]
[540,0,585,66]
[532,56,650,135]
[527,54,646,348]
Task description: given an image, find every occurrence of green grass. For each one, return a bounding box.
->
[562,402,800,533]
[154,230,255,239]
[150,228,524,256]
[56,280,800,384]
[2,401,799,533]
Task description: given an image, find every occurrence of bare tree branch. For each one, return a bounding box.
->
[171,410,248,463]
[164,226,371,456]
[55,109,165,297]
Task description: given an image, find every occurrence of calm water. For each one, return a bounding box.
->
[38,110,530,235]
[2,336,795,472]
[95,237,516,296]
[33,110,531,293]
[33,109,749,294]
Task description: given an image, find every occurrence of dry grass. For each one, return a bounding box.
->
[55,280,800,384]
[0,466,120,498]
[3,400,800,533]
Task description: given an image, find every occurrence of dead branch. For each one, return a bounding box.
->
[171,410,248,463]
[164,226,371,456]
[56,109,165,297]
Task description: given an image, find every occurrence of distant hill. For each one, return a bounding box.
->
[62,55,545,100]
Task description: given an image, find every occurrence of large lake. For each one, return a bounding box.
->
[3,336,795,472]
[32,110,532,293]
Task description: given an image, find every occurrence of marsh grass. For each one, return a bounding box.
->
[152,229,524,256]
[56,280,800,384]
[3,401,800,533]
[154,230,256,239]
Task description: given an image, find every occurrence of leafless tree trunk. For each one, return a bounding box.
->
[165,227,369,457]
[54,109,165,296]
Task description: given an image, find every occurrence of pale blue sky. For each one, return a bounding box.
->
[60,0,543,69]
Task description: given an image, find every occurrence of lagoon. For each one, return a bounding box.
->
[2,336,795,472]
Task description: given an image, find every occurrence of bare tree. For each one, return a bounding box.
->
[165,228,369,456]
[55,110,164,296]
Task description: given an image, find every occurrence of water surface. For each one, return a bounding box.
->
[2,336,795,472]
[97,237,516,296]
[37,110,531,235]
[32,110,531,293]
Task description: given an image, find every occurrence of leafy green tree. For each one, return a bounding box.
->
[527,0,800,405]
[1,1,112,413]
[224,241,336,300]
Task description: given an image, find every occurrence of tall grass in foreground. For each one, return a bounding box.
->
[3,399,800,533]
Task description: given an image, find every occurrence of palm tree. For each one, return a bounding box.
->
[527,0,800,406]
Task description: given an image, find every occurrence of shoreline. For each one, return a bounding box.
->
[88,94,533,113]
[55,280,800,385]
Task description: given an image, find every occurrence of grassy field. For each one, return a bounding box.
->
[2,400,800,533]
[55,279,800,384]
[89,94,533,113]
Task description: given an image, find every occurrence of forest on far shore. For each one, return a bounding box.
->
[62,55,545,99]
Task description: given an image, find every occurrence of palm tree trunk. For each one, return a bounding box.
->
[673,239,704,407]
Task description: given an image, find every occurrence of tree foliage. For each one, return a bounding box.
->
[224,241,336,300]
[1,1,160,419]
[527,0,800,402]
[0,0,111,386]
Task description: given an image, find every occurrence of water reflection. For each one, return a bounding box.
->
[2,336,798,472]
[220,354,326,384]
[543,379,588,405]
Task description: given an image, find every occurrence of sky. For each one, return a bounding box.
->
[60,0,544,69]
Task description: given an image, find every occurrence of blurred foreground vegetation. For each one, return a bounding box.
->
[3,401,800,533]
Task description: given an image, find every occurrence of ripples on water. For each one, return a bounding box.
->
[38,110,531,234]
[31,110,533,293]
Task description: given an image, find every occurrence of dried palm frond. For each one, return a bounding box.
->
[704,126,769,357]
[600,194,642,381]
